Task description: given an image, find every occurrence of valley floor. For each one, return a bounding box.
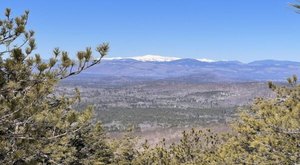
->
[59,80,272,132]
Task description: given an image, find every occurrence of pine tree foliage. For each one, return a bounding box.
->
[0,9,112,164]
[132,129,223,164]
[217,77,300,164]
[111,131,138,165]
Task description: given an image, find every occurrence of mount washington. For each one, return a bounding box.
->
[72,55,300,83]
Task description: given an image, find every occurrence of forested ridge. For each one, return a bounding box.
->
[0,6,299,165]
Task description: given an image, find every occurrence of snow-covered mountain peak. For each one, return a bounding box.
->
[197,58,216,63]
[103,55,216,63]
[130,55,181,62]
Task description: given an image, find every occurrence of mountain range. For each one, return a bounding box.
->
[75,55,300,83]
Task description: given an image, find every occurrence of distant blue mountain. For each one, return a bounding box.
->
[76,57,300,82]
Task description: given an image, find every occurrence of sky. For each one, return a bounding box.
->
[1,0,300,62]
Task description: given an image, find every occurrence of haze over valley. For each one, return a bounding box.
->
[79,55,300,82]
[59,55,292,135]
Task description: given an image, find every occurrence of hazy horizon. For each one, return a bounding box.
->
[101,54,300,63]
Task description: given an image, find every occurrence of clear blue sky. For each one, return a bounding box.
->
[1,0,300,62]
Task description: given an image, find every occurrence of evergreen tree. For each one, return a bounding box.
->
[132,129,223,165]
[0,8,112,164]
[112,132,138,165]
[217,77,300,164]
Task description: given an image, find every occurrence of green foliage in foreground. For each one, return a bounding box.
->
[0,8,299,164]
[0,9,112,164]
